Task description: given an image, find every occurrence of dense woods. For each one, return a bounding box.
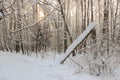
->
[0,0,120,76]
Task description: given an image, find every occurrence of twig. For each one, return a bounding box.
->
[68,57,83,69]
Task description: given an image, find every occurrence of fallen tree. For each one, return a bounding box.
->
[60,22,96,64]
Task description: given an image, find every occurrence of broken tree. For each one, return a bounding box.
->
[60,23,96,64]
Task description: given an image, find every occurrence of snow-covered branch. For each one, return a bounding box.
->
[60,22,96,64]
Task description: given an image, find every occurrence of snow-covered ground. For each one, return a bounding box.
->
[0,51,119,80]
[0,51,100,80]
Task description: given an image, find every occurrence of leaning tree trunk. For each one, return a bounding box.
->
[57,0,75,56]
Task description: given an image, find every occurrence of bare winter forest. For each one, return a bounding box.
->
[0,0,120,79]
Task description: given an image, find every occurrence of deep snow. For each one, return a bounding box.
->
[0,51,118,80]
[0,51,100,80]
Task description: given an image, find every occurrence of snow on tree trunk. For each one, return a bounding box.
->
[61,22,96,64]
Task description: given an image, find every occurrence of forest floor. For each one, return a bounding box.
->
[0,51,118,80]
